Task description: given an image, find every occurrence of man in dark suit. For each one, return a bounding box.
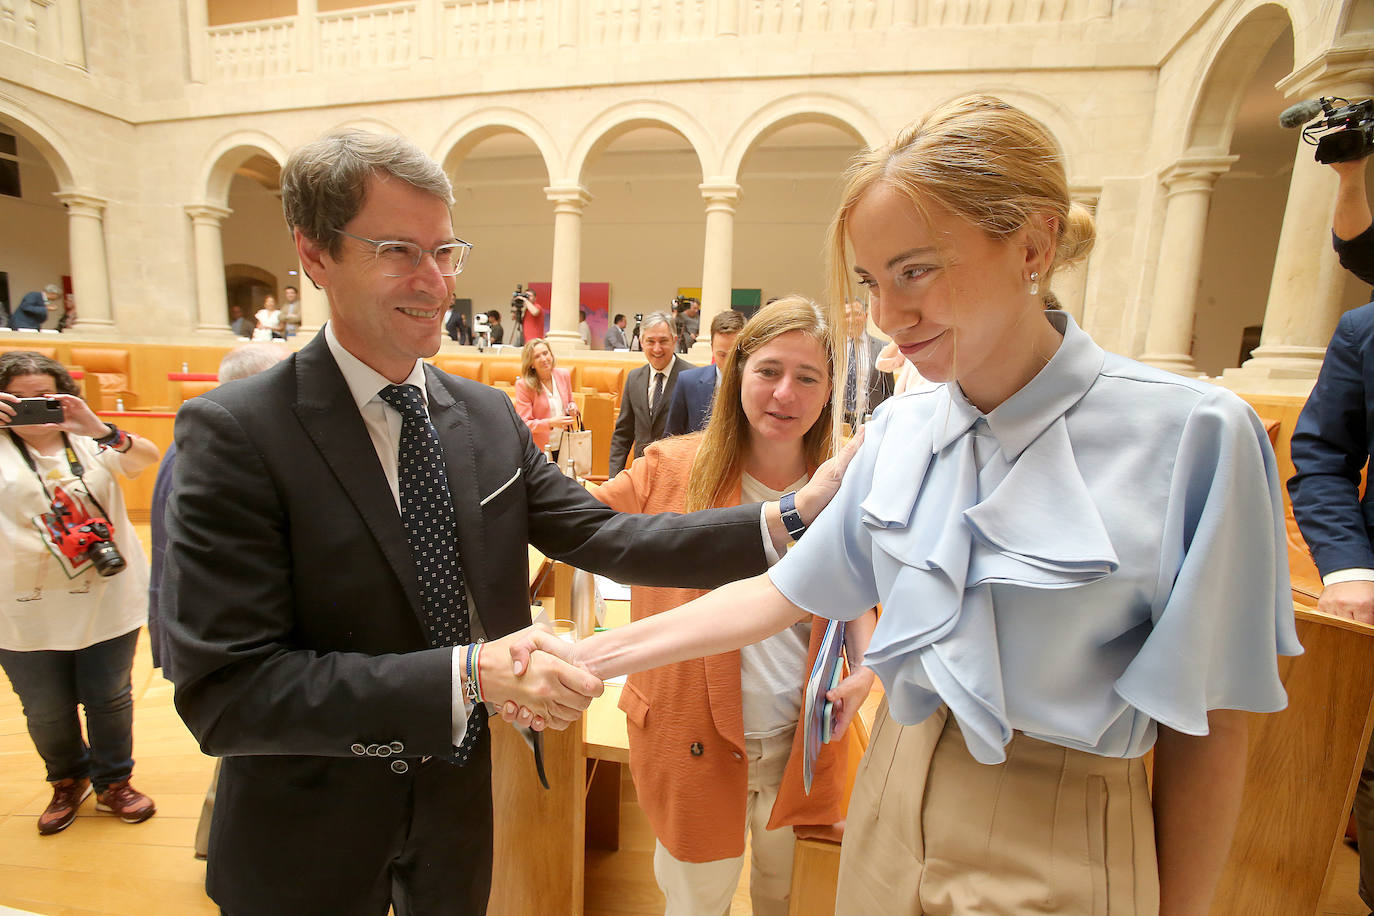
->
[161,131,823,916]
[1289,149,1374,916]
[609,311,693,475]
[842,298,895,427]
[665,309,745,436]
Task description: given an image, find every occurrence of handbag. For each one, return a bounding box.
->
[559,415,593,479]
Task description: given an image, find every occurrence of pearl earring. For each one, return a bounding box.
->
[1028,271,1040,296]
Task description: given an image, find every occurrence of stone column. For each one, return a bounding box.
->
[296,0,317,72]
[185,0,208,83]
[417,0,438,60]
[544,184,592,353]
[1226,60,1374,386]
[54,191,113,329]
[716,0,740,36]
[297,259,329,334]
[1050,187,1098,325]
[1138,157,1235,374]
[690,181,741,363]
[58,0,87,70]
[185,203,235,335]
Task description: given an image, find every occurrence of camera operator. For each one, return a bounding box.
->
[0,351,160,836]
[516,289,544,347]
[1288,141,1374,914]
[486,309,505,345]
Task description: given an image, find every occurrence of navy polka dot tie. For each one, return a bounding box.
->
[379,383,485,764]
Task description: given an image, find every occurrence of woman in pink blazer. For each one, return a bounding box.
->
[514,337,579,455]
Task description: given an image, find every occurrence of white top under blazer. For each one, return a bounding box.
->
[770,311,1303,764]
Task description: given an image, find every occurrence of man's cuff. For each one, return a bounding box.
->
[1323,568,1374,586]
[451,647,474,746]
[760,504,781,566]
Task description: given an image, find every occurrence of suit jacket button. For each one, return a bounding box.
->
[389,741,404,754]
[365,744,380,756]
[732,751,743,760]
[690,742,704,756]
[391,760,409,774]
[351,743,367,756]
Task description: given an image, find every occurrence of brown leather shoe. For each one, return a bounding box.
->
[95,779,156,824]
[38,777,92,835]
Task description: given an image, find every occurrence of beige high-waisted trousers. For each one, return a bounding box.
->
[835,702,1159,915]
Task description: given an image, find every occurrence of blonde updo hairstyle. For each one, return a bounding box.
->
[823,94,1092,433]
[685,295,835,513]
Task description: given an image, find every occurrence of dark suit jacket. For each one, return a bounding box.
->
[1290,299,1374,576]
[844,334,896,425]
[161,335,760,913]
[664,364,717,436]
[609,357,693,475]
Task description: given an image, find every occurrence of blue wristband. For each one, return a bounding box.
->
[779,491,807,542]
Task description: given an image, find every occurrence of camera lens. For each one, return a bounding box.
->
[86,540,126,577]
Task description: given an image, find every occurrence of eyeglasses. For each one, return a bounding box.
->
[335,229,473,278]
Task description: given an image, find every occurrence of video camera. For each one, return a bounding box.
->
[472,312,491,351]
[1281,96,1374,164]
[511,284,531,322]
[41,484,125,577]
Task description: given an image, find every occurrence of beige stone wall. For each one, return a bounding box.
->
[0,0,1367,390]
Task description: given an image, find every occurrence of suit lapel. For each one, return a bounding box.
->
[292,336,422,615]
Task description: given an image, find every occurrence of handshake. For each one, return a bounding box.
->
[474,626,602,732]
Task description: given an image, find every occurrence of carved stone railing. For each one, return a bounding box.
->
[197,0,1115,82]
[319,2,417,71]
[0,0,85,69]
[207,18,295,82]
[445,0,547,57]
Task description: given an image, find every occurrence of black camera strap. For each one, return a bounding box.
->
[7,429,117,523]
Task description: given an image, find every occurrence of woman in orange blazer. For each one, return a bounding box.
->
[594,297,878,916]
[514,338,578,456]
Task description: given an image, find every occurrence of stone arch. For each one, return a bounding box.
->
[566,100,715,184]
[923,86,1086,175]
[1183,3,1295,156]
[0,100,81,190]
[200,129,290,206]
[434,108,561,186]
[720,93,883,182]
[330,116,406,137]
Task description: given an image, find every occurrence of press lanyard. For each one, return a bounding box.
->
[7,429,115,522]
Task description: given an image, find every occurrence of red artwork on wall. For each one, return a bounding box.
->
[527,282,611,349]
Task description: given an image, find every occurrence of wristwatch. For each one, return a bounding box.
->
[779,491,807,542]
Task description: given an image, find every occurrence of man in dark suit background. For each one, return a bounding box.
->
[665,308,744,436]
[842,297,895,427]
[161,131,828,916]
[1289,148,1374,916]
[609,311,693,475]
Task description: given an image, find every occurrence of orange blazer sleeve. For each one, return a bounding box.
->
[591,445,661,515]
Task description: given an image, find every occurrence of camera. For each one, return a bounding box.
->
[6,396,64,427]
[40,484,125,577]
[511,284,529,322]
[472,312,491,351]
[1281,96,1374,164]
[671,295,690,313]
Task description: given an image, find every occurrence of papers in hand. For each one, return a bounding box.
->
[802,618,847,795]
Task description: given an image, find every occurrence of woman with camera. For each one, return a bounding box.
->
[0,351,159,835]
[590,297,877,916]
[514,338,579,462]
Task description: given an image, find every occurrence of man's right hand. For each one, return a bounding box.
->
[479,626,603,731]
[1318,579,1374,625]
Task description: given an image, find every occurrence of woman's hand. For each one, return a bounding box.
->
[825,665,876,741]
[0,391,17,425]
[49,394,111,439]
[547,416,576,429]
[566,402,580,421]
[796,426,866,525]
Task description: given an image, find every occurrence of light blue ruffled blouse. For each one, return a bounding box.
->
[770,312,1302,764]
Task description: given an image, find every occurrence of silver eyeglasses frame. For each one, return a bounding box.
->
[334,229,473,278]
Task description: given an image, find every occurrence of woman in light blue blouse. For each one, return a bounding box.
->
[559,95,1301,914]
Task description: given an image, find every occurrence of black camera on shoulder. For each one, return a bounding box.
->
[510,284,527,322]
[1281,96,1374,164]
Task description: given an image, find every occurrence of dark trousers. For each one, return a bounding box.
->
[0,629,139,792]
[212,728,494,916]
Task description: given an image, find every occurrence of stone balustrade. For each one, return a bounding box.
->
[189,0,1112,82]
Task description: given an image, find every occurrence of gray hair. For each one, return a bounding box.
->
[640,311,676,337]
[219,342,290,383]
[43,284,61,297]
[281,129,454,258]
